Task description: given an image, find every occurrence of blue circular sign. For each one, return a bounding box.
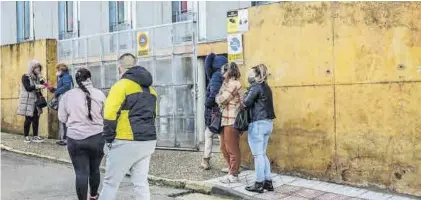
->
[229,37,241,52]
[138,33,148,47]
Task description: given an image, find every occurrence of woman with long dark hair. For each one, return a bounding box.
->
[216,62,244,183]
[58,68,106,200]
[243,64,276,193]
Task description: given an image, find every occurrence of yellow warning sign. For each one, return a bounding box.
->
[227,9,248,33]
[227,10,239,33]
[137,32,149,57]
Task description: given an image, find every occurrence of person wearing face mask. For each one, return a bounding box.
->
[216,62,244,183]
[17,60,46,143]
[53,63,73,146]
[243,64,276,193]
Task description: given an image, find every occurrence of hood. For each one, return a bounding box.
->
[122,66,153,87]
[28,60,40,77]
[204,53,227,80]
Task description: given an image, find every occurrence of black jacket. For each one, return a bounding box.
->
[243,82,275,122]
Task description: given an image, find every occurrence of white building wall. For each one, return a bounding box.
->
[1,1,256,46]
[79,1,109,36]
[1,1,18,45]
[33,1,58,40]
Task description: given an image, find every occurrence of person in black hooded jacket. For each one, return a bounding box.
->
[200,53,228,170]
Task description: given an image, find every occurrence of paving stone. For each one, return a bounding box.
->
[333,186,368,197]
[176,193,230,200]
[231,185,259,197]
[289,179,320,189]
[255,192,286,200]
[315,193,352,200]
[271,176,286,188]
[311,182,336,191]
[274,185,302,195]
[295,188,325,199]
[280,195,310,200]
[358,191,393,200]
[279,175,298,184]
[388,196,417,200]
[215,180,243,189]
[238,170,254,178]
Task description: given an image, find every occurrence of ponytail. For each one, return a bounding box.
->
[75,68,93,121]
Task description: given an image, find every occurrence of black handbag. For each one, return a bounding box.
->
[36,96,47,108]
[209,109,223,134]
[234,108,250,132]
[47,96,59,111]
[35,91,47,108]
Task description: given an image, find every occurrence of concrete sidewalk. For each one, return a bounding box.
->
[1,132,419,200]
[206,171,418,200]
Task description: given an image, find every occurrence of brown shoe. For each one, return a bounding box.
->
[200,158,211,170]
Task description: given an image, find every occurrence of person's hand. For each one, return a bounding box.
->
[35,84,45,89]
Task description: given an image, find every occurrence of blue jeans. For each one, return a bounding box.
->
[248,120,273,182]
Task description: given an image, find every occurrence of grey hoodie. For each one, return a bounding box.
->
[58,80,106,140]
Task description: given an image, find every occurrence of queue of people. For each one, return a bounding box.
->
[201,53,275,194]
[16,52,275,199]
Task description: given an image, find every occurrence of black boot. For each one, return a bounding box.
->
[264,180,274,191]
[245,182,264,193]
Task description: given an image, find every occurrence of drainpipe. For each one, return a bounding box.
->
[196,57,206,144]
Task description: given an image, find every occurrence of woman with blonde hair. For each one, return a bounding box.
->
[243,64,276,193]
[216,62,244,183]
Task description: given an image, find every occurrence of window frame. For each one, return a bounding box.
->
[58,1,79,40]
[172,1,190,23]
[109,1,132,32]
[16,1,34,42]
[65,1,74,33]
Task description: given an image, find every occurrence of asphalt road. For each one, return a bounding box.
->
[0,151,229,200]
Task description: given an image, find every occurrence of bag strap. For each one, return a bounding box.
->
[70,76,75,88]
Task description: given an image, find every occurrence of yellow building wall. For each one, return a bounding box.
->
[240,2,421,196]
[1,39,58,138]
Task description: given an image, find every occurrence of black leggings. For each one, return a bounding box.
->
[67,134,105,200]
[24,109,39,137]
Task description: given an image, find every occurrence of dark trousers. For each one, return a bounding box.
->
[24,109,39,137]
[67,134,105,200]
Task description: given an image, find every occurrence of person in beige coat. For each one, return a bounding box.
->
[216,62,244,183]
[17,60,46,143]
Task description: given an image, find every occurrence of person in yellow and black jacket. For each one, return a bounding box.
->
[100,53,157,200]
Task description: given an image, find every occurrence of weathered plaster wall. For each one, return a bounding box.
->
[240,2,421,196]
[1,39,58,138]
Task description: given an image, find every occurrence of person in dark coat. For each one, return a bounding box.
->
[52,64,73,146]
[200,53,227,170]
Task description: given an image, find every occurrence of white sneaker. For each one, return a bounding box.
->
[32,136,44,143]
[220,174,239,184]
[221,167,229,173]
[24,136,32,143]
